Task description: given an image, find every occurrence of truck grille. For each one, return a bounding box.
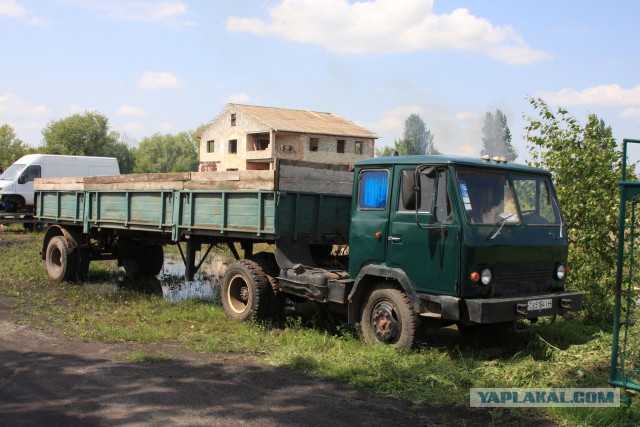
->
[492,261,555,297]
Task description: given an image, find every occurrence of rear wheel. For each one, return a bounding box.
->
[221,259,271,321]
[122,244,164,277]
[45,236,77,282]
[361,284,420,349]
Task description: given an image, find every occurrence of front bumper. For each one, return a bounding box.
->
[464,290,583,324]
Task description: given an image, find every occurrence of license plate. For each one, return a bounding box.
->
[528,298,552,311]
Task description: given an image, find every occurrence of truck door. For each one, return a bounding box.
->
[348,168,391,277]
[387,166,459,294]
[17,164,41,206]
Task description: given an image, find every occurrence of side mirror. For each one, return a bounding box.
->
[17,174,27,184]
[418,166,436,178]
[401,169,419,210]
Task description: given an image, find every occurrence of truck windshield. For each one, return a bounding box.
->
[457,168,561,226]
[0,163,25,181]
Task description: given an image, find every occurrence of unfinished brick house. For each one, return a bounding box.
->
[198,104,377,171]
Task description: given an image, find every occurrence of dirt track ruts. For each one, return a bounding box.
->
[0,296,491,426]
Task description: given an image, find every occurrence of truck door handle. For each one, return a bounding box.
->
[387,236,402,243]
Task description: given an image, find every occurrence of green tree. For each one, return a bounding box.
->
[42,111,118,155]
[524,97,624,323]
[481,109,517,161]
[0,124,28,169]
[109,140,136,174]
[41,111,134,173]
[375,114,438,157]
[134,128,200,173]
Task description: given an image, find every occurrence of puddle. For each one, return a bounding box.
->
[83,252,231,303]
[159,253,229,302]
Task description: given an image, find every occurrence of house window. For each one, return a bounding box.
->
[337,140,345,153]
[355,141,363,155]
[228,139,238,154]
[231,113,236,126]
[309,138,319,152]
[256,139,269,150]
[207,140,215,153]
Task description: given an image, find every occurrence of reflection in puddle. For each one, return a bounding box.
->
[159,254,228,302]
[83,253,230,303]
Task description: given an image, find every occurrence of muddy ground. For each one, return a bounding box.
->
[0,296,499,426]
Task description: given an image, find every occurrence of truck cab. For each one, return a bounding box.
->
[348,155,581,344]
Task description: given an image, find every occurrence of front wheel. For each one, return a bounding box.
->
[361,284,420,349]
[221,259,271,321]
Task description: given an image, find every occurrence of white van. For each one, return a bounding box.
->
[0,154,120,211]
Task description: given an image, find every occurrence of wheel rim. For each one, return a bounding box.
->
[50,246,63,275]
[227,274,250,314]
[370,300,400,343]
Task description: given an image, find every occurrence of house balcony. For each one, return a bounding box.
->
[245,147,273,160]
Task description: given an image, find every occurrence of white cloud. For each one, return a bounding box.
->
[80,0,190,24]
[0,0,46,26]
[539,84,640,107]
[227,0,549,65]
[117,105,145,116]
[0,94,49,116]
[137,71,182,90]
[125,122,144,132]
[226,93,253,104]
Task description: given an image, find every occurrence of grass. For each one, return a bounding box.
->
[1,225,639,426]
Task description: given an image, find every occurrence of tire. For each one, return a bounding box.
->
[122,244,164,277]
[249,252,284,318]
[221,259,271,321]
[361,284,420,349]
[45,236,78,282]
[149,245,164,276]
[76,247,91,282]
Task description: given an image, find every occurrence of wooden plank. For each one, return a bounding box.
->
[186,170,275,191]
[278,177,352,195]
[34,182,85,191]
[184,180,275,191]
[83,172,191,184]
[277,160,353,194]
[84,181,185,191]
[34,177,85,191]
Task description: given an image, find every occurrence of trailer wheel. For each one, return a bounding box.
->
[361,284,420,349]
[76,248,91,282]
[221,259,271,321]
[249,252,285,318]
[149,245,164,276]
[45,236,77,282]
[123,244,164,277]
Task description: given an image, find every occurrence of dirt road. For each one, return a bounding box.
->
[0,297,490,426]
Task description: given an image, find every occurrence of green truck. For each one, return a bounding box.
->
[34,156,582,348]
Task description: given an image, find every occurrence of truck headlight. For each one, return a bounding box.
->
[554,264,567,280]
[481,268,492,285]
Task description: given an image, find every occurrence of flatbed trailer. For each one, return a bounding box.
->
[34,160,351,280]
[35,157,583,348]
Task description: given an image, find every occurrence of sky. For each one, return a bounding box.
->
[2,0,640,163]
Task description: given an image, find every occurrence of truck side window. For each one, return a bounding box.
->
[398,172,434,213]
[435,170,453,223]
[358,170,389,210]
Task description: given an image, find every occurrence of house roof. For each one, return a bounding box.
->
[220,104,378,139]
